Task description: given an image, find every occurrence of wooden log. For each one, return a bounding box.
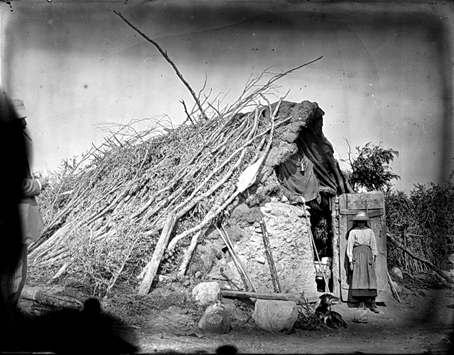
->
[220,290,316,304]
[138,212,177,295]
[21,286,83,310]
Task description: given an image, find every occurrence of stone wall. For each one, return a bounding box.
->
[198,201,318,301]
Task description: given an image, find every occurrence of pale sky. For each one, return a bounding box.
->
[1,0,453,192]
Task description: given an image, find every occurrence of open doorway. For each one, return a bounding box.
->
[308,193,335,293]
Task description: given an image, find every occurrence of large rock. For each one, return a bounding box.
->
[252,299,298,332]
[192,282,220,306]
[353,308,368,324]
[392,267,403,280]
[198,302,231,334]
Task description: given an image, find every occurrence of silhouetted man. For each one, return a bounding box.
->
[0,92,47,324]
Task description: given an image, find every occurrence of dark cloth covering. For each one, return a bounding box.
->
[276,151,320,202]
[276,108,352,199]
[297,111,352,195]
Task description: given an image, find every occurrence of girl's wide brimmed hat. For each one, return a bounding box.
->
[352,210,370,221]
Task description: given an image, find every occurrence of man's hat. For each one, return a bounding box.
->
[352,210,371,222]
[12,98,29,119]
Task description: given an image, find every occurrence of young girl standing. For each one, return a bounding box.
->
[347,210,379,313]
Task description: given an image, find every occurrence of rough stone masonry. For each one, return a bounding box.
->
[198,201,318,300]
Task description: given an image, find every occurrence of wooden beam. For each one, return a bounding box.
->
[344,192,384,210]
[221,290,315,304]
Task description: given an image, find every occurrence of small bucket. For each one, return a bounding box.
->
[314,257,332,279]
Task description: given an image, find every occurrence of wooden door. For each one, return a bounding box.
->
[338,192,389,303]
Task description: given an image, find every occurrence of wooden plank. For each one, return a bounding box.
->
[338,195,350,302]
[371,216,389,302]
[339,208,383,217]
[344,192,384,210]
[339,209,360,215]
[340,216,350,302]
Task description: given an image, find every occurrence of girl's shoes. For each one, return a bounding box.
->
[370,301,379,313]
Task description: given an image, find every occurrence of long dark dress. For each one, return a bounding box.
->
[351,245,377,297]
[347,227,379,298]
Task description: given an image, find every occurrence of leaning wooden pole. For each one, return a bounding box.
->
[260,220,281,293]
[177,230,203,277]
[216,226,251,292]
[387,270,401,303]
[138,212,177,295]
[221,225,258,292]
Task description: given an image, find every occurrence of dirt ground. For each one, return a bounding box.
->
[130,288,454,354]
[3,274,454,355]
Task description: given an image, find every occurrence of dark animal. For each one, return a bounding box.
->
[315,293,348,329]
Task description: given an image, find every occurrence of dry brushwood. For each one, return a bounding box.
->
[388,233,454,286]
[30,31,322,295]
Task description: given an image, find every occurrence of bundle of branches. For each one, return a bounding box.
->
[29,58,323,297]
[386,175,454,275]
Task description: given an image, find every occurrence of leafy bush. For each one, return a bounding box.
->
[347,142,400,192]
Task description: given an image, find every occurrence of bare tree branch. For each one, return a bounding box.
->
[114,11,208,120]
[179,100,194,126]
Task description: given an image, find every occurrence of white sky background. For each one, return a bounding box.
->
[1,0,453,192]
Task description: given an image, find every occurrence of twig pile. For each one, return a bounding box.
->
[386,180,454,275]
[29,58,321,296]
